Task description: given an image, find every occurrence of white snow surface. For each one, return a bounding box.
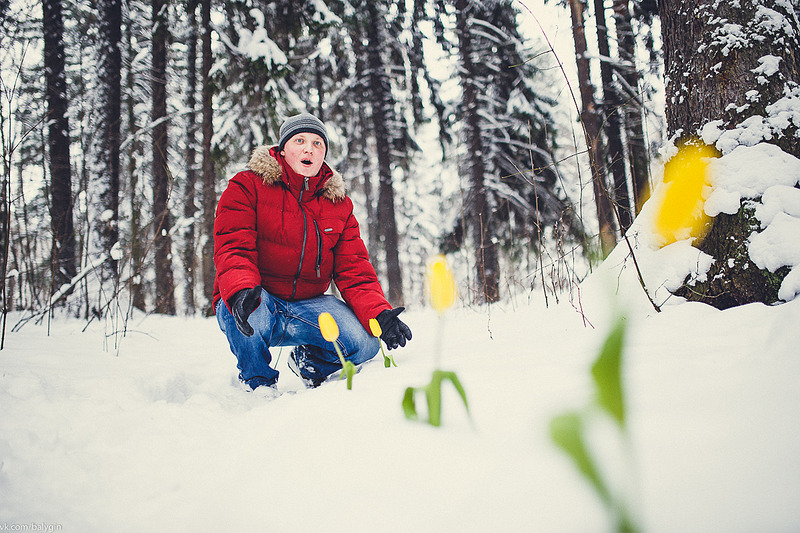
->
[2,264,800,532]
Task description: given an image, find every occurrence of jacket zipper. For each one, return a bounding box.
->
[313,220,322,278]
[291,176,310,300]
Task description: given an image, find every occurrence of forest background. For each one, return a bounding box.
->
[2,0,798,331]
[0,0,666,325]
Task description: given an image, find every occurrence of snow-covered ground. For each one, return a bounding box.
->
[1,268,799,532]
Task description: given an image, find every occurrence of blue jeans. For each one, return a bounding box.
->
[216,289,380,389]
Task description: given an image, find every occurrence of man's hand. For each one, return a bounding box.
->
[229,287,262,337]
[376,307,412,350]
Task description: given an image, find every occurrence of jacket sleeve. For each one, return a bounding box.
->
[214,172,261,308]
[332,202,392,330]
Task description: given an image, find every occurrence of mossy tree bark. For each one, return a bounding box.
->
[674,206,788,308]
[659,0,800,308]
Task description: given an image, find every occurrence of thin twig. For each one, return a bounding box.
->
[516,0,660,313]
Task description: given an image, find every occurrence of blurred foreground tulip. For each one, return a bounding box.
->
[654,140,718,245]
[403,254,469,427]
[428,254,456,313]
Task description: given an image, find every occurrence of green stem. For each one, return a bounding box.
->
[332,342,356,390]
[380,342,396,367]
[434,314,445,369]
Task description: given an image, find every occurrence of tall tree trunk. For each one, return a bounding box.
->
[125,19,146,311]
[661,0,798,155]
[364,1,404,306]
[612,0,650,212]
[42,0,77,293]
[569,0,617,257]
[662,0,800,308]
[97,0,121,288]
[182,0,199,315]
[1,129,9,320]
[593,0,633,231]
[352,40,379,266]
[201,0,216,315]
[454,0,499,303]
[151,0,175,314]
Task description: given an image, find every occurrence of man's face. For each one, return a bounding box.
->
[281,132,326,177]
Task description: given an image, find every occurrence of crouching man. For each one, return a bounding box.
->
[212,113,411,392]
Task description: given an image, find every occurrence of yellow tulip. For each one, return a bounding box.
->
[370,317,396,368]
[654,141,718,245]
[428,254,456,313]
[369,318,382,337]
[318,312,340,342]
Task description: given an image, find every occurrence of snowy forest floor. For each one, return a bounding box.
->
[1,269,799,533]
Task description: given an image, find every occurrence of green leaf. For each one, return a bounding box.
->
[381,346,397,368]
[550,411,612,505]
[591,316,627,426]
[402,387,419,420]
[402,370,470,427]
[425,380,442,427]
[437,370,470,413]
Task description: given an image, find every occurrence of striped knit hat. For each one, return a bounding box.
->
[277,113,329,156]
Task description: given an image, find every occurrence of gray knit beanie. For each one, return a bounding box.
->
[278,113,329,155]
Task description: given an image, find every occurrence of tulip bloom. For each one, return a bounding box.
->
[318,312,340,342]
[370,318,396,368]
[317,312,356,389]
[428,254,456,313]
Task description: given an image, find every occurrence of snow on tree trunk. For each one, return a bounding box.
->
[660,0,800,308]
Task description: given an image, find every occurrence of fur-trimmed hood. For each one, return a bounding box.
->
[247,145,346,202]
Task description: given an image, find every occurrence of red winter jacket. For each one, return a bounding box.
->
[212,146,391,331]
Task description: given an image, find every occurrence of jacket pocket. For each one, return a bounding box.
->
[313,220,322,278]
[316,218,345,278]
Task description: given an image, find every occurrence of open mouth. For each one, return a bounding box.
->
[301,159,313,165]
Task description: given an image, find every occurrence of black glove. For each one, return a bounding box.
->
[228,287,262,337]
[376,307,412,350]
